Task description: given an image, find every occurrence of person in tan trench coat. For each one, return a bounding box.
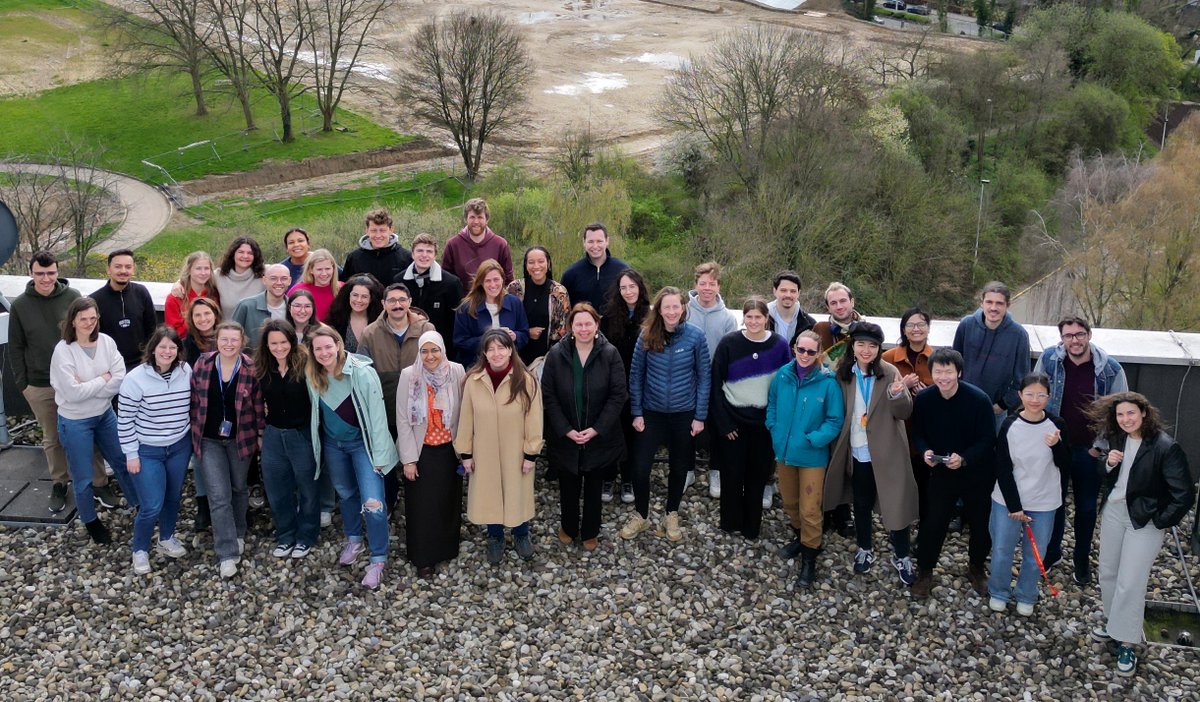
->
[455,328,544,565]
[824,322,920,585]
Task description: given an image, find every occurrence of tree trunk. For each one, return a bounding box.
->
[322,104,334,132]
[280,92,294,142]
[238,83,257,131]
[190,67,209,116]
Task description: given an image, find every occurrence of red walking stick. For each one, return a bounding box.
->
[1025,522,1060,598]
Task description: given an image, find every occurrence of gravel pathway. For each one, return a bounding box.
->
[1,468,1197,700]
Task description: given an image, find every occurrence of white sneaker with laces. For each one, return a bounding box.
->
[219,559,238,578]
[708,470,721,499]
[132,550,151,575]
[320,511,333,528]
[157,537,187,558]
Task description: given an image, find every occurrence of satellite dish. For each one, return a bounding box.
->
[0,201,17,269]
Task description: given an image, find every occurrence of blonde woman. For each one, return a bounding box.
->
[165,251,218,337]
[290,248,341,323]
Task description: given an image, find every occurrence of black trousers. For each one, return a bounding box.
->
[851,458,910,557]
[632,410,695,517]
[716,422,774,539]
[559,468,605,541]
[604,402,635,486]
[917,467,991,571]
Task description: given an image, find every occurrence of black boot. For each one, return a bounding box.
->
[796,546,818,589]
[778,527,804,560]
[194,496,211,532]
[84,517,111,545]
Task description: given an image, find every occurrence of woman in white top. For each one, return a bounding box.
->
[50,297,140,544]
[987,373,1072,616]
[213,236,267,317]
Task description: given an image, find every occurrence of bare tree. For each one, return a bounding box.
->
[0,162,70,272]
[245,0,312,142]
[866,27,942,86]
[398,11,535,179]
[307,0,395,132]
[200,0,258,131]
[101,0,215,116]
[53,141,118,276]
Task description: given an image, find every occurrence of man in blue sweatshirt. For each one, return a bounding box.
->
[952,281,1030,432]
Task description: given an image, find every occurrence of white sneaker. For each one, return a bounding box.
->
[237,538,245,555]
[272,543,294,558]
[320,511,333,528]
[219,559,238,579]
[762,483,775,509]
[989,597,1007,612]
[1016,602,1035,617]
[684,471,696,491]
[132,550,151,575]
[157,537,187,559]
[708,470,721,499]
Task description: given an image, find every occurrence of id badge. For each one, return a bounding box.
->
[218,420,234,438]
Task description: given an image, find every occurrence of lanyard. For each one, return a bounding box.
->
[855,366,873,428]
[216,355,241,421]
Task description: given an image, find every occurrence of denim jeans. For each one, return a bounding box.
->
[199,437,250,561]
[1046,445,1101,572]
[487,521,530,539]
[58,409,140,524]
[323,435,389,563]
[260,425,320,548]
[987,501,1055,606]
[130,436,191,552]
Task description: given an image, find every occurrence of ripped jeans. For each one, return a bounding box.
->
[322,435,389,563]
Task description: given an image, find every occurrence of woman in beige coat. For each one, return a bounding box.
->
[824,322,919,585]
[455,328,544,565]
[397,330,466,579]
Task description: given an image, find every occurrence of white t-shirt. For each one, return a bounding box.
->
[486,302,500,329]
[991,414,1062,512]
[1109,437,1141,503]
[267,300,286,320]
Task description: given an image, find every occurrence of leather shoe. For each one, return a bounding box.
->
[967,563,989,596]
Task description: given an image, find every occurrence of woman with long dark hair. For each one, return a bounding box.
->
[396,330,466,578]
[600,269,650,504]
[881,306,934,528]
[182,297,222,365]
[1088,391,1194,677]
[453,259,530,366]
[506,246,570,365]
[286,288,318,345]
[213,236,266,318]
[455,328,543,564]
[327,274,384,354]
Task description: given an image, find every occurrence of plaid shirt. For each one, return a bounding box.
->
[190,352,265,460]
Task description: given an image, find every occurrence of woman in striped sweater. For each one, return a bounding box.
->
[710,297,792,539]
[118,326,194,575]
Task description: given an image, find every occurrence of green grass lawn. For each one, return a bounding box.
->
[0,72,411,183]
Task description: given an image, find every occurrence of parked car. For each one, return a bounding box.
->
[881,1,907,10]
[907,4,931,14]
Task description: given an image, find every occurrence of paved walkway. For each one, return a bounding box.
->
[0,163,174,253]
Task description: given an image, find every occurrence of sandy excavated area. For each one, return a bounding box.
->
[0,8,112,97]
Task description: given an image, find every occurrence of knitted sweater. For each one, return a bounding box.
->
[709,331,791,435]
[213,267,265,318]
[49,334,126,419]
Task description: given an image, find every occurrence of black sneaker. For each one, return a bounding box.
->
[48,483,68,513]
[1073,567,1092,586]
[84,518,112,545]
[93,483,121,510]
[600,481,615,503]
[248,485,266,510]
[853,548,875,574]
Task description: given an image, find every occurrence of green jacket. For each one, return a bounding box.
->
[307,353,400,473]
[8,279,81,389]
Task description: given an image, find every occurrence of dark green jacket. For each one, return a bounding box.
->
[8,279,80,389]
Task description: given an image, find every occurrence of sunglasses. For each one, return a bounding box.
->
[794,347,819,356]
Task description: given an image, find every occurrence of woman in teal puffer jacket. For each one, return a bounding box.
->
[765,329,844,589]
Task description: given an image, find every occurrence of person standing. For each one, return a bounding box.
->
[1034,316,1128,585]
[620,287,711,543]
[881,307,935,529]
[183,297,222,365]
[560,222,628,311]
[212,237,267,318]
[766,271,816,346]
[396,331,466,578]
[327,274,385,354]
[164,251,218,338]
[910,348,997,599]
[8,251,117,512]
[709,298,791,540]
[441,198,515,284]
[279,227,311,283]
[190,322,265,579]
[1089,392,1193,677]
[118,326,193,574]
[812,281,862,537]
[89,249,157,370]
[686,261,737,499]
[542,304,627,551]
[452,259,530,366]
[506,246,570,365]
[306,325,399,589]
[455,329,544,564]
[289,249,341,322]
[824,322,918,585]
[599,269,650,505]
[766,330,844,588]
[398,233,463,359]
[285,289,318,345]
[952,281,1031,431]
[341,209,413,285]
[50,298,141,543]
[987,373,1072,616]
[231,264,293,352]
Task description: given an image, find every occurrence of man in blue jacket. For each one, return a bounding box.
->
[1034,316,1128,585]
[952,281,1030,432]
[560,222,628,311]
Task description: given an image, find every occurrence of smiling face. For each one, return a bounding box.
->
[264,266,291,298]
[190,258,212,288]
[266,330,292,363]
[311,334,340,372]
[191,304,216,334]
[572,312,598,344]
[482,270,504,303]
[794,337,820,368]
[981,292,1008,327]
[584,228,608,261]
[826,288,854,324]
[904,316,929,346]
[931,361,960,396]
[1020,382,1050,414]
[153,336,179,371]
[743,308,767,336]
[619,274,640,308]
[72,306,99,340]
[524,249,549,284]
[412,242,436,270]
[107,254,135,286]
[384,287,410,323]
[773,279,798,311]
[365,221,392,249]
[312,259,335,287]
[484,337,512,371]
[233,244,255,272]
[1060,322,1091,361]
[420,341,443,371]
[695,273,719,306]
[659,293,684,330]
[31,260,58,295]
[348,285,372,313]
[853,339,879,367]
[285,231,309,261]
[216,327,243,357]
[1115,401,1145,437]
[465,209,488,238]
[288,297,313,326]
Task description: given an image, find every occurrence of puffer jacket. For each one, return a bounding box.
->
[765,363,844,468]
[1099,431,1194,530]
[629,323,710,420]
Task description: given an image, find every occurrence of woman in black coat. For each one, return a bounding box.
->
[599,269,650,503]
[542,303,628,550]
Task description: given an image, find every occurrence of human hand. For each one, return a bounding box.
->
[577,428,598,443]
[521,459,535,474]
[529,327,545,340]
[901,373,920,389]
[632,417,644,433]
[127,458,140,475]
[945,453,963,470]
[1008,510,1030,523]
[1106,450,1123,468]
[690,420,704,437]
[1045,429,1061,447]
[403,463,418,481]
[461,458,474,474]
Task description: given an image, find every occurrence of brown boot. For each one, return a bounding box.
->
[911,569,934,599]
[558,528,573,545]
[967,563,989,597]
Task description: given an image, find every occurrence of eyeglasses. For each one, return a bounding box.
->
[1021,392,1050,400]
[1061,331,1089,342]
[904,322,929,330]
[794,347,819,356]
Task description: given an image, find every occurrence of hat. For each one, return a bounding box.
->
[848,321,884,346]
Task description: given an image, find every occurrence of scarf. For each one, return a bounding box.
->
[407,331,453,425]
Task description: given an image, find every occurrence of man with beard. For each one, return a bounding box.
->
[441,198,514,285]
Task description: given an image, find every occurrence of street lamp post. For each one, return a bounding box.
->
[972,178,991,283]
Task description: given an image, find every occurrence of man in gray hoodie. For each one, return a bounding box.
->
[686,261,737,499]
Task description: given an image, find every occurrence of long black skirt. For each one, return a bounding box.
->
[404,442,463,568]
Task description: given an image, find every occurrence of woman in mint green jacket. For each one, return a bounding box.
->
[765,329,845,589]
[305,324,399,590]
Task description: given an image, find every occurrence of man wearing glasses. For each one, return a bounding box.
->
[1034,316,1127,585]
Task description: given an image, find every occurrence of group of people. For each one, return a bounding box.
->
[7,199,1196,678]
